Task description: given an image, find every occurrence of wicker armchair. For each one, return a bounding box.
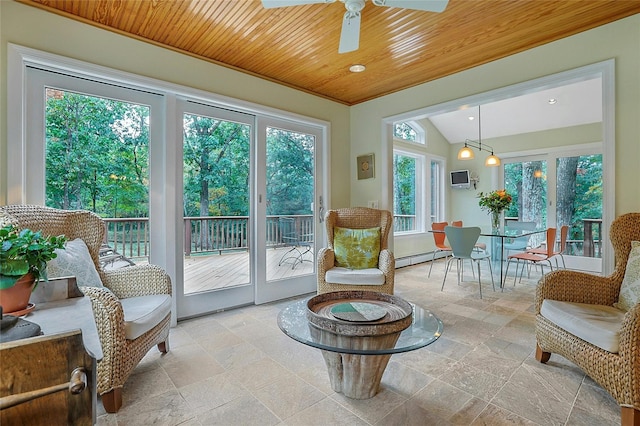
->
[535,213,640,425]
[0,205,171,413]
[317,207,394,294]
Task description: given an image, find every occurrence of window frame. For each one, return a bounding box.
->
[393,120,426,145]
[392,140,445,235]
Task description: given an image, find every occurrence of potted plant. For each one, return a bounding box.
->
[0,224,66,313]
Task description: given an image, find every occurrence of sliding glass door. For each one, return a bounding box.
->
[19,58,327,320]
[503,150,603,271]
[178,101,255,316]
[256,118,321,303]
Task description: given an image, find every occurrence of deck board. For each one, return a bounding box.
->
[183,246,314,293]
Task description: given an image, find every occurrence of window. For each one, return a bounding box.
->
[393,151,420,232]
[393,149,444,233]
[393,121,425,144]
[430,159,444,223]
[393,119,442,234]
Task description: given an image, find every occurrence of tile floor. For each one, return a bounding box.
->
[97,261,621,425]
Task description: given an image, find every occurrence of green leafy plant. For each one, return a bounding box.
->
[478,189,513,214]
[0,224,67,290]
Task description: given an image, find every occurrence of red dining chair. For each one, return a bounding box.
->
[527,225,569,269]
[428,222,451,277]
[504,227,556,287]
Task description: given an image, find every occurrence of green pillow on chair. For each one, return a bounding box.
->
[333,227,381,269]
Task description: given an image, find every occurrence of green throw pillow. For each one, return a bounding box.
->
[616,241,640,311]
[333,227,381,269]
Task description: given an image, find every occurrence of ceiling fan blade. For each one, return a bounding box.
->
[372,0,449,13]
[261,0,335,8]
[338,11,361,54]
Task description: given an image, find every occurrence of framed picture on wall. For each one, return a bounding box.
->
[357,154,375,180]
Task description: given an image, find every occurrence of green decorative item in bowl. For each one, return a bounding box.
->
[0,224,66,312]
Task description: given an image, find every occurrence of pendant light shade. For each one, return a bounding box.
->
[457,145,474,160]
[485,154,501,167]
[458,105,501,167]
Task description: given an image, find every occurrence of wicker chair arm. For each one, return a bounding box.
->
[317,247,335,277]
[378,249,395,274]
[100,264,172,299]
[535,269,620,313]
[619,303,640,358]
[379,249,395,288]
[81,285,127,351]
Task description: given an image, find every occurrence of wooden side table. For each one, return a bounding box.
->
[0,277,102,424]
[0,330,95,425]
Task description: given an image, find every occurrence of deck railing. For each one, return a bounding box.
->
[103,215,314,259]
[104,214,601,259]
[394,215,415,232]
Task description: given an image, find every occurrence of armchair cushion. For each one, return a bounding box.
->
[333,227,380,269]
[47,238,103,288]
[120,294,172,340]
[325,267,386,285]
[541,299,625,353]
[616,240,640,311]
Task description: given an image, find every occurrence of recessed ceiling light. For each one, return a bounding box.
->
[468,116,475,120]
[349,64,366,73]
[548,98,558,105]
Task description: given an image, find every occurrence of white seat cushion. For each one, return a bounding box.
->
[120,294,171,340]
[541,299,626,353]
[325,267,385,285]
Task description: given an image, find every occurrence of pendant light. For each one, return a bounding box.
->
[457,105,501,167]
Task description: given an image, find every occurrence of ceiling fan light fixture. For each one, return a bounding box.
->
[349,64,366,72]
[265,0,448,54]
[457,145,474,160]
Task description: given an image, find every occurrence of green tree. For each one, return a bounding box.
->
[393,154,415,217]
[45,89,149,218]
[266,128,314,215]
[182,114,250,217]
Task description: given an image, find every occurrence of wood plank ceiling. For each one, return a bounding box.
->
[18,0,640,105]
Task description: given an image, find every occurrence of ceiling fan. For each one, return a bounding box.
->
[261,0,449,54]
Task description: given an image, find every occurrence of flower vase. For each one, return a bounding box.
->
[491,211,501,231]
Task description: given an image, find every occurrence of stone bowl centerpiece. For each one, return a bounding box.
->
[306,291,413,399]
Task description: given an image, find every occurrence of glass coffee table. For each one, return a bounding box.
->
[278,293,443,399]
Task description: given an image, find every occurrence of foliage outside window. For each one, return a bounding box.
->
[182,114,251,217]
[45,91,315,221]
[393,152,417,232]
[45,88,150,218]
[393,121,425,144]
[504,154,602,257]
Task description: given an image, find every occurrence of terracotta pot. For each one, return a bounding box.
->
[0,273,36,313]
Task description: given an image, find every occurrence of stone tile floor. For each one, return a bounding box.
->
[97,261,621,425]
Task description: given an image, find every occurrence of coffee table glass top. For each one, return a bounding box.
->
[278,298,443,355]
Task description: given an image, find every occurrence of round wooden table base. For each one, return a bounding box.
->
[306,291,413,399]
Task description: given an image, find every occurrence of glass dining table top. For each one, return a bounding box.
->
[479,225,545,238]
[430,225,544,238]
[277,298,444,355]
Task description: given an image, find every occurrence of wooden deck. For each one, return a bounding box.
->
[183,246,314,294]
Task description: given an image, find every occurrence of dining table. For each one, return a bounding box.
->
[430,225,547,288]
